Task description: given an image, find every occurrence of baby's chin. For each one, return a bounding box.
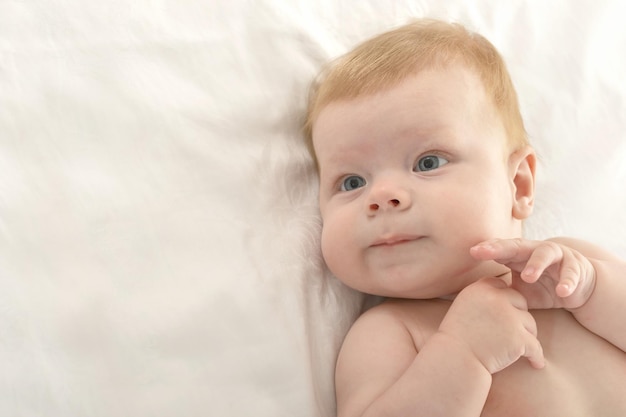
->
[355,282,464,300]
[336,262,480,299]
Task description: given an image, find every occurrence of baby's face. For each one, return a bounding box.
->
[313,65,522,298]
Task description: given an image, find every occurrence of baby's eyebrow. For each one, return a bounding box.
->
[321,152,361,171]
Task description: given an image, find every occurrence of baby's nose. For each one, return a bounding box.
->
[369,198,401,211]
[367,182,411,214]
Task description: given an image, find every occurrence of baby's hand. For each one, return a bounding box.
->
[439,277,545,374]
[470,238,596,310]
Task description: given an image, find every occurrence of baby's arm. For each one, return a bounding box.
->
[551,237,626,351]
[471,237,626,351]
[335,279,544,417]
[335,301,491,417]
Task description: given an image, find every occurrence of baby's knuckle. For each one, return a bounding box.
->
[542,240,561,253]
[510,238,525,248]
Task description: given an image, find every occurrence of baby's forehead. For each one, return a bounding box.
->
[315,64,493,121]
[319,70,504,144]
[319,61,488,109]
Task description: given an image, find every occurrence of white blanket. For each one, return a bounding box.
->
[1,1,625,415]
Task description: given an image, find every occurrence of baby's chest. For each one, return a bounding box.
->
[483,310,626,416]
[404,300,626,415]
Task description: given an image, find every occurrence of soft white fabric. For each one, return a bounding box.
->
[1,1,625,415]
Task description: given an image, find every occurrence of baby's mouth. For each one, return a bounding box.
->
[371,234,422,247]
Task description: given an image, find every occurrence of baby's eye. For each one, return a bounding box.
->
[340,175,367,191]
[414,155,449,172]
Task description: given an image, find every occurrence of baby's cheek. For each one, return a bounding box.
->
[320,222,350,278]
[320,225,338,268]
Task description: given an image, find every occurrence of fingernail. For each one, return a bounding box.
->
[522,267,536,279]
[556,282,572,297]
[474,242,493,249]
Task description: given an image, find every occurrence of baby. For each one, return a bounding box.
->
[304,19,626,416]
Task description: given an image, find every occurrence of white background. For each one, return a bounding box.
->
[1,0,625,415]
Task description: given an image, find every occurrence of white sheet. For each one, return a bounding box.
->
[1,1,625,415]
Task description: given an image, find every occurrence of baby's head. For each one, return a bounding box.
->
[305,19,536,298]
[305,19,528,162]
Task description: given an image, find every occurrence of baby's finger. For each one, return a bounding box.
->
[554,250,583,298]
[471,239,556,278]
[470,238,532,262]
[519,241,563,284]
[519,310,545,368]
[524,333,546,369]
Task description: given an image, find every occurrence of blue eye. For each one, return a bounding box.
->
[340,175,366,191]
[414,155,449,172]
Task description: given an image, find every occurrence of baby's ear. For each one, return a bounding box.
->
[509,146,536,220]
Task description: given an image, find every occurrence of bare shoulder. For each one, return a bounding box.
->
[335,298,448,416]
[341,298,447,351]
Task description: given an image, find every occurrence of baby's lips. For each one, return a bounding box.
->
[371,234,423,247]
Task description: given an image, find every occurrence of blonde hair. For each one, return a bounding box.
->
[304,19,528,159]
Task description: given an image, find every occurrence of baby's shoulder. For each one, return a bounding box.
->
[350,298,450,343]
